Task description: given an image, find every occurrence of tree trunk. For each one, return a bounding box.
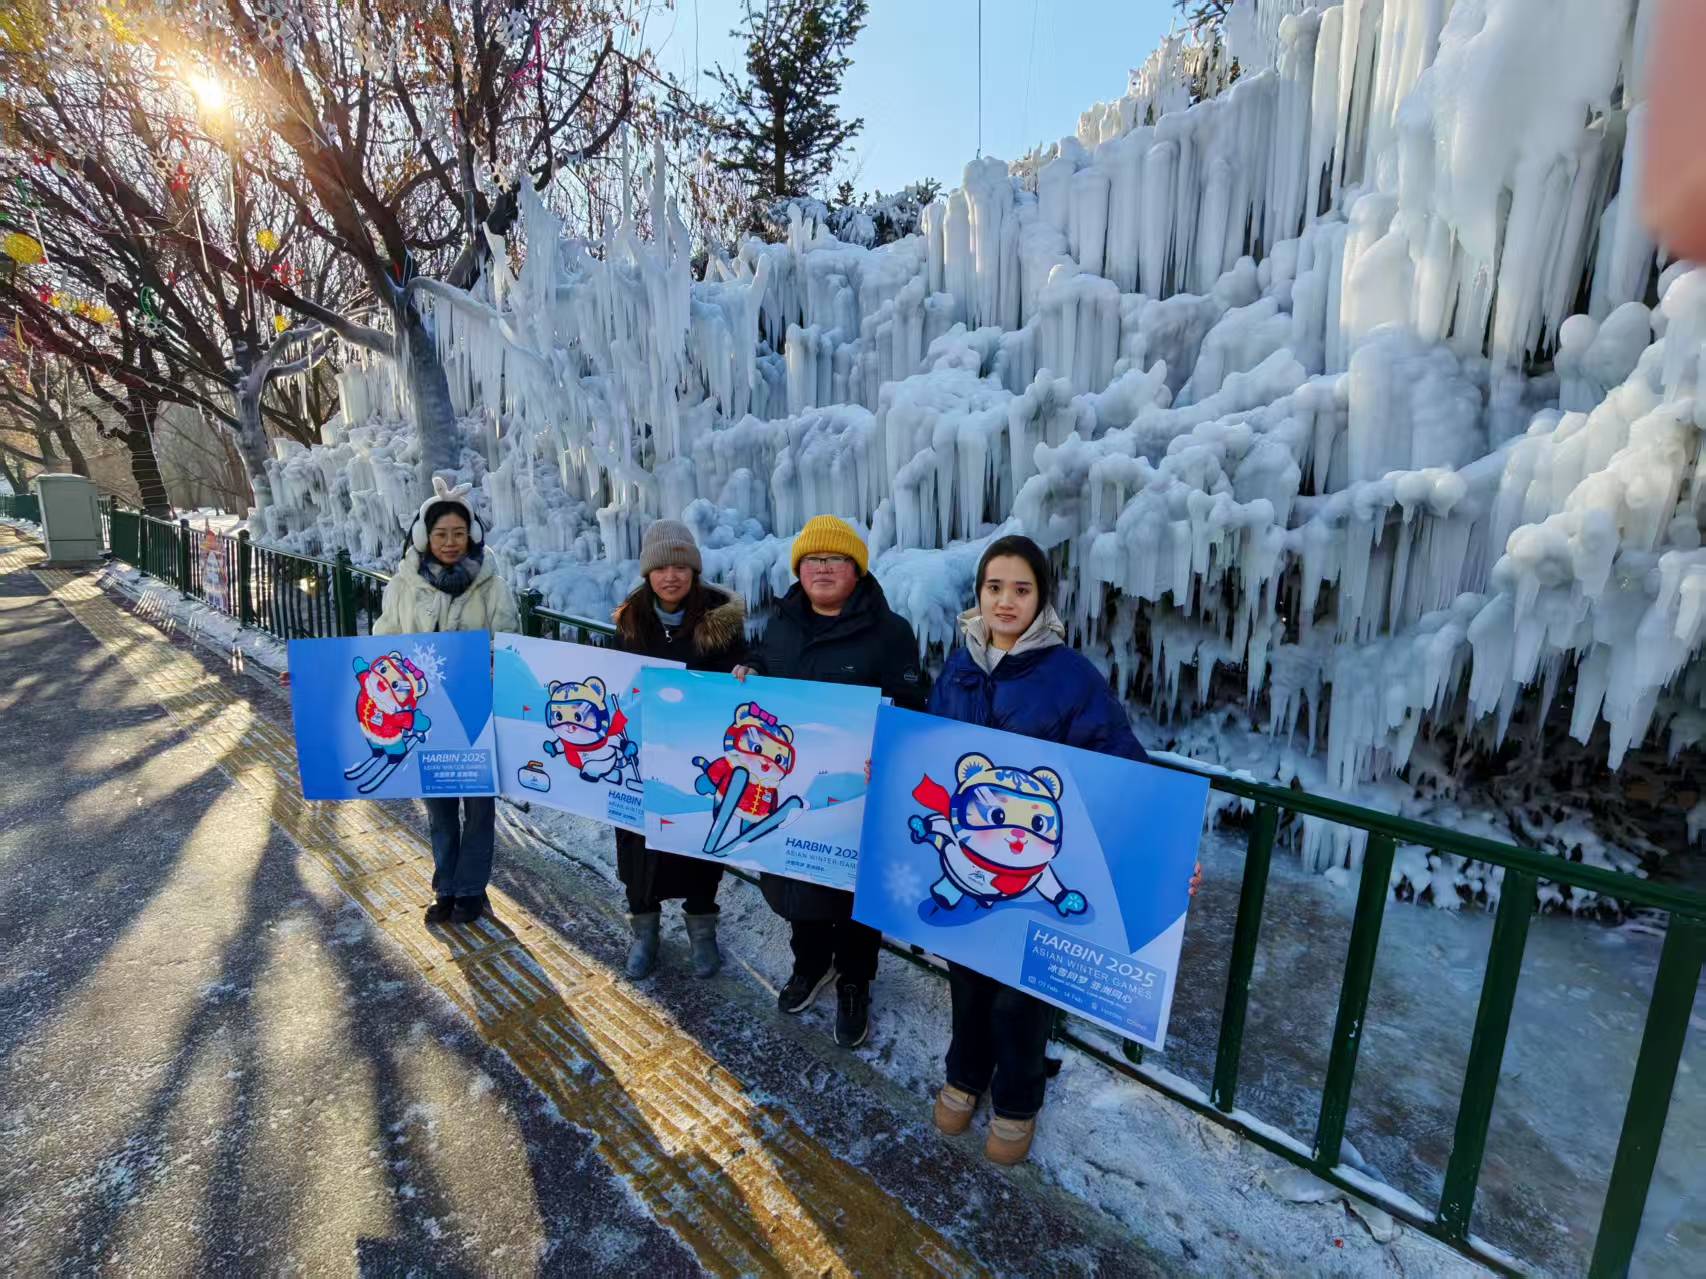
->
[123,395,172,515]
[401,304,460,481]
[771,104,788,198]
[233,382,275,514]
[0,452,20,494]
[53,424,90,477]
[33,424,62,470]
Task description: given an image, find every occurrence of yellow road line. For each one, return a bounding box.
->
[11,536,983,1279]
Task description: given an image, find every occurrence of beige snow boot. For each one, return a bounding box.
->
[984,1114,1037,1165]
[933,1085,978,1136]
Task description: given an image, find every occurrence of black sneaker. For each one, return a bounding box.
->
[777,965,835,1014]
[835,981,871,1048]
[424,896,455,925]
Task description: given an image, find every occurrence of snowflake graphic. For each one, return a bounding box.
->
[884,858,926,907]
[408,642,448,691]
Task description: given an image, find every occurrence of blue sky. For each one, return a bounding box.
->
[644,0,1178,196]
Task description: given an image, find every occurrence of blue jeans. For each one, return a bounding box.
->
[425,796,495,898]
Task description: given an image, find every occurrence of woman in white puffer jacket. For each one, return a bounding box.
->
[374,482,519,639]
[375,477,518,926]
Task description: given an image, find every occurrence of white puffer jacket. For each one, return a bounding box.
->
[372,547,520,636]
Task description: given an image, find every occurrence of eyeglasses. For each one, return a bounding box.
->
[430,526,469,543]
[800,555,853,570]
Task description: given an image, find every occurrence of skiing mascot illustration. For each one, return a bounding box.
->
[344,652,432,794]
[692,702,804,856]
[907,752,1088,915]
[541,676,640,790]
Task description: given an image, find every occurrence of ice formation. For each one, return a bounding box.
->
[256,0,1702,889]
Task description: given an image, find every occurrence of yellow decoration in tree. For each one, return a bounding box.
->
[1,231,44,265]
[98,5,136,43]
[48,291,68,310]
[273,314,289,333]
[256,228,280,253]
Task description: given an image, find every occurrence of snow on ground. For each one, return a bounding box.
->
[499,799,1704,1278]
[97,561,287,674]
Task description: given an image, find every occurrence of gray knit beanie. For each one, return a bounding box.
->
[640,519,702,576]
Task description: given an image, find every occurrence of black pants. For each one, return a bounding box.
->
[626,876,719,916]
[945,962,1056,1120]
[615,829,722,915]
[789,918,881,984]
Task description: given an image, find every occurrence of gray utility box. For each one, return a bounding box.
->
[34,474,104,566]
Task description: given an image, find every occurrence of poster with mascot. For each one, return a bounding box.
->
[286,631,498,800]
[639,669,880,890]
[852,706,1209,1050]
[492,635,683,832]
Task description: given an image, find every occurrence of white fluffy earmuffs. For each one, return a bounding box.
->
[409,475,485,553]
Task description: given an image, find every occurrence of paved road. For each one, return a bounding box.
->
[0,540,700,1275]
[0,528,1165,1277]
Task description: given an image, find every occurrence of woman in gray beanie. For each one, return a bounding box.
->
[611,519,748,978]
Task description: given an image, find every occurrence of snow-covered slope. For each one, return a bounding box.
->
[256,0,1703,887]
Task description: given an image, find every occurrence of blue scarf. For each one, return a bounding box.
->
[420,546,484,598]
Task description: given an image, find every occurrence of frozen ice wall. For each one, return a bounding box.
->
[261,0,1702,884]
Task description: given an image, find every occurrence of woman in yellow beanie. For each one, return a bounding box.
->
[735,515,927,1049]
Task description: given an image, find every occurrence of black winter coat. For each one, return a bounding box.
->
[751,575,929,921]
[612,583,747,907]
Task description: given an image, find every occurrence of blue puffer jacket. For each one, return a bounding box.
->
[927,610,1148,762]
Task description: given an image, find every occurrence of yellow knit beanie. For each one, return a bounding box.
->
[791,515,869,576]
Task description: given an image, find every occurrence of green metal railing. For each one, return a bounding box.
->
[517,587,617,645]
[0,492,41,522]
[62,506,1706,1276]
[1131,773,1705,1277]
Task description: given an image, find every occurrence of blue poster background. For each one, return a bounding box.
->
[640,669,879,890]
[492,635,681,833]
[287,631,497,800]
[852,706,1209,1049]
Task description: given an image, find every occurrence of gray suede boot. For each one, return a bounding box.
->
[683,912,722,978]
[625,912,661,979]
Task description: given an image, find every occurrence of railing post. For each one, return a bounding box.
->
[237,530,254,629]
[333,548,358,637]
[519,587,543,638]
[1437,869,1537,1241]
[1312,832,1396,1170]
[1211,801,1280,1112]
[177,517,192,596]
[1588,915,1706,1278]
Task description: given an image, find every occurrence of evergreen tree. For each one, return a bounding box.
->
[711,0,870,200]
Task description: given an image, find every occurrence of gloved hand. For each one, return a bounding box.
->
[1056,890,1087,917]
[693,757,717,795]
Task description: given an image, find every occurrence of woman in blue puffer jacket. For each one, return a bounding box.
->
[924,533,1197,1166]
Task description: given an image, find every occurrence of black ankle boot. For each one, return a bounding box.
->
[450,894,486,925]
[424,896,455,925]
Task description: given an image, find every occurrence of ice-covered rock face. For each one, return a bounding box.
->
[262,0,1701,882]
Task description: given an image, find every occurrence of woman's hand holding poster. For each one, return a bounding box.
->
[493,635,683,832]
[852,706,1210,1050]
[286,632,498,800]
[640,670,880,890]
